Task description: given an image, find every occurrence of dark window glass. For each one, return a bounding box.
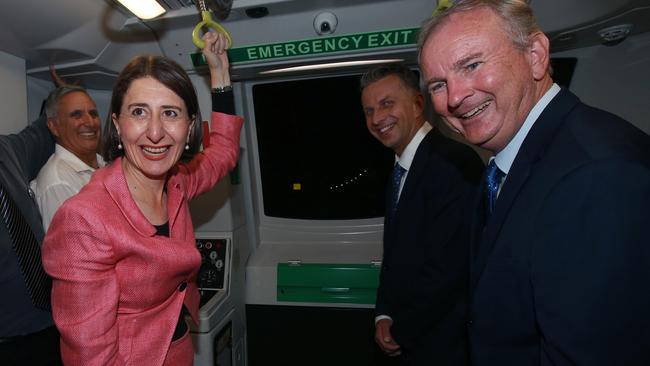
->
[252,75,393,220]
[550,57,577,88]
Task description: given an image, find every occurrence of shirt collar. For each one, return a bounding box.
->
[396,121,432,170]
[495,83,560,174]
[55,144,105,173]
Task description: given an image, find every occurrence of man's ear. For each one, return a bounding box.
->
[47,118,59,138]
[413,92,425,118]
[529,31,550,81]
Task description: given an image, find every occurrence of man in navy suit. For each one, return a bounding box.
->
[418,0,650,365]
[361,64,483,365]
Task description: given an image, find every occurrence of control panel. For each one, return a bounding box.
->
[196,238,230,291]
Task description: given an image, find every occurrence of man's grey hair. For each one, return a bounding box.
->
[45,85,89,119]
[417,0,541,63]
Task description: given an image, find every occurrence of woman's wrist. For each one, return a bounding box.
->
[210,70,230,88]
[211,85,233,94]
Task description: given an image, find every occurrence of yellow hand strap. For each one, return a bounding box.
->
[432,0,452,16]
[192,10,233,49]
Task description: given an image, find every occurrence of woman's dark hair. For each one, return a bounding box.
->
[101,55,203,163]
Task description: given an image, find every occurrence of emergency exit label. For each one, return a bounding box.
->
[191,27,419,66]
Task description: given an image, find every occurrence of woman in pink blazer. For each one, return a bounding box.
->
[42,32,241,366]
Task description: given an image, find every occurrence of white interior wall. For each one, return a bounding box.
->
[554,32,650,135]
[26,76,52,121]
[0,51,27,134]
[26,76,113,127]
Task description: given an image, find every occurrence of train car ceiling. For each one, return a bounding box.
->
[0,0,648,89]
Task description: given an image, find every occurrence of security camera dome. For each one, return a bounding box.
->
[314,12,338,35]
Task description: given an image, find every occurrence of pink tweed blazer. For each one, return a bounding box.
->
[42,112,243,366]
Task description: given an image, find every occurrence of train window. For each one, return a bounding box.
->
[550,57,578,88]
[252,74,393,220]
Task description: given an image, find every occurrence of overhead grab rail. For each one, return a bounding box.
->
[192,0,233,49]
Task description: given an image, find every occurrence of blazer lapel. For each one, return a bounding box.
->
[471,89,581,292]
[397,130,434,209]
[166,169,187,239]
[471,162,532,291]
[384,130,435,254]
[102,158,156,238]
[469,179,486,274]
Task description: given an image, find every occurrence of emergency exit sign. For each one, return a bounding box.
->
[191,27,419,66]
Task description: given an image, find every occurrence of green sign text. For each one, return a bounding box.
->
[191,27,419,66]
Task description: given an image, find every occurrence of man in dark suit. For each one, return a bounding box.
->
[0,114,60,365]
[418,0,650,365]
[361,64,483,366]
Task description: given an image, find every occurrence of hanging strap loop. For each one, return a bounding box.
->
[192,0,233,49]
[432,0,452,16]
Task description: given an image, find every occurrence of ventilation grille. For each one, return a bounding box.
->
[598,24,633,43]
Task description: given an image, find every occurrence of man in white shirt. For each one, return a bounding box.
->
[361,63,483,366]
[31,86,104,231]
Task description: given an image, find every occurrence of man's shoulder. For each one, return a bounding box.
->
[33,152,78,187]
[420,129,485,181]
[55,170,110,213]
[555,99,650,164]
[423,128,475,154]
[0,139,21,171]
[521,96,650,194]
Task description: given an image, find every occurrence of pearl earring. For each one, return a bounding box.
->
[118,142,123,150]
[185,143,190,150]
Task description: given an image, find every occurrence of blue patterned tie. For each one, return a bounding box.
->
[389,163,406,219]
[484,159,504,215]
[0,182,51,310]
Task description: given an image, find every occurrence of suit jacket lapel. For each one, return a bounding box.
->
[398,130,434,209]
[384,129,435,254]
[471,162,532,291]
[471,89,581,292]
[469,179,486,274]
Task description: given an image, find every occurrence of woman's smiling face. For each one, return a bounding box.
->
[112,77,194,180]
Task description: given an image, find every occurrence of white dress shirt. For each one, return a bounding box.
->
[493,83,561,195]
[31,144,105,231]
[394,121,433,200]
[376,121,432,325]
